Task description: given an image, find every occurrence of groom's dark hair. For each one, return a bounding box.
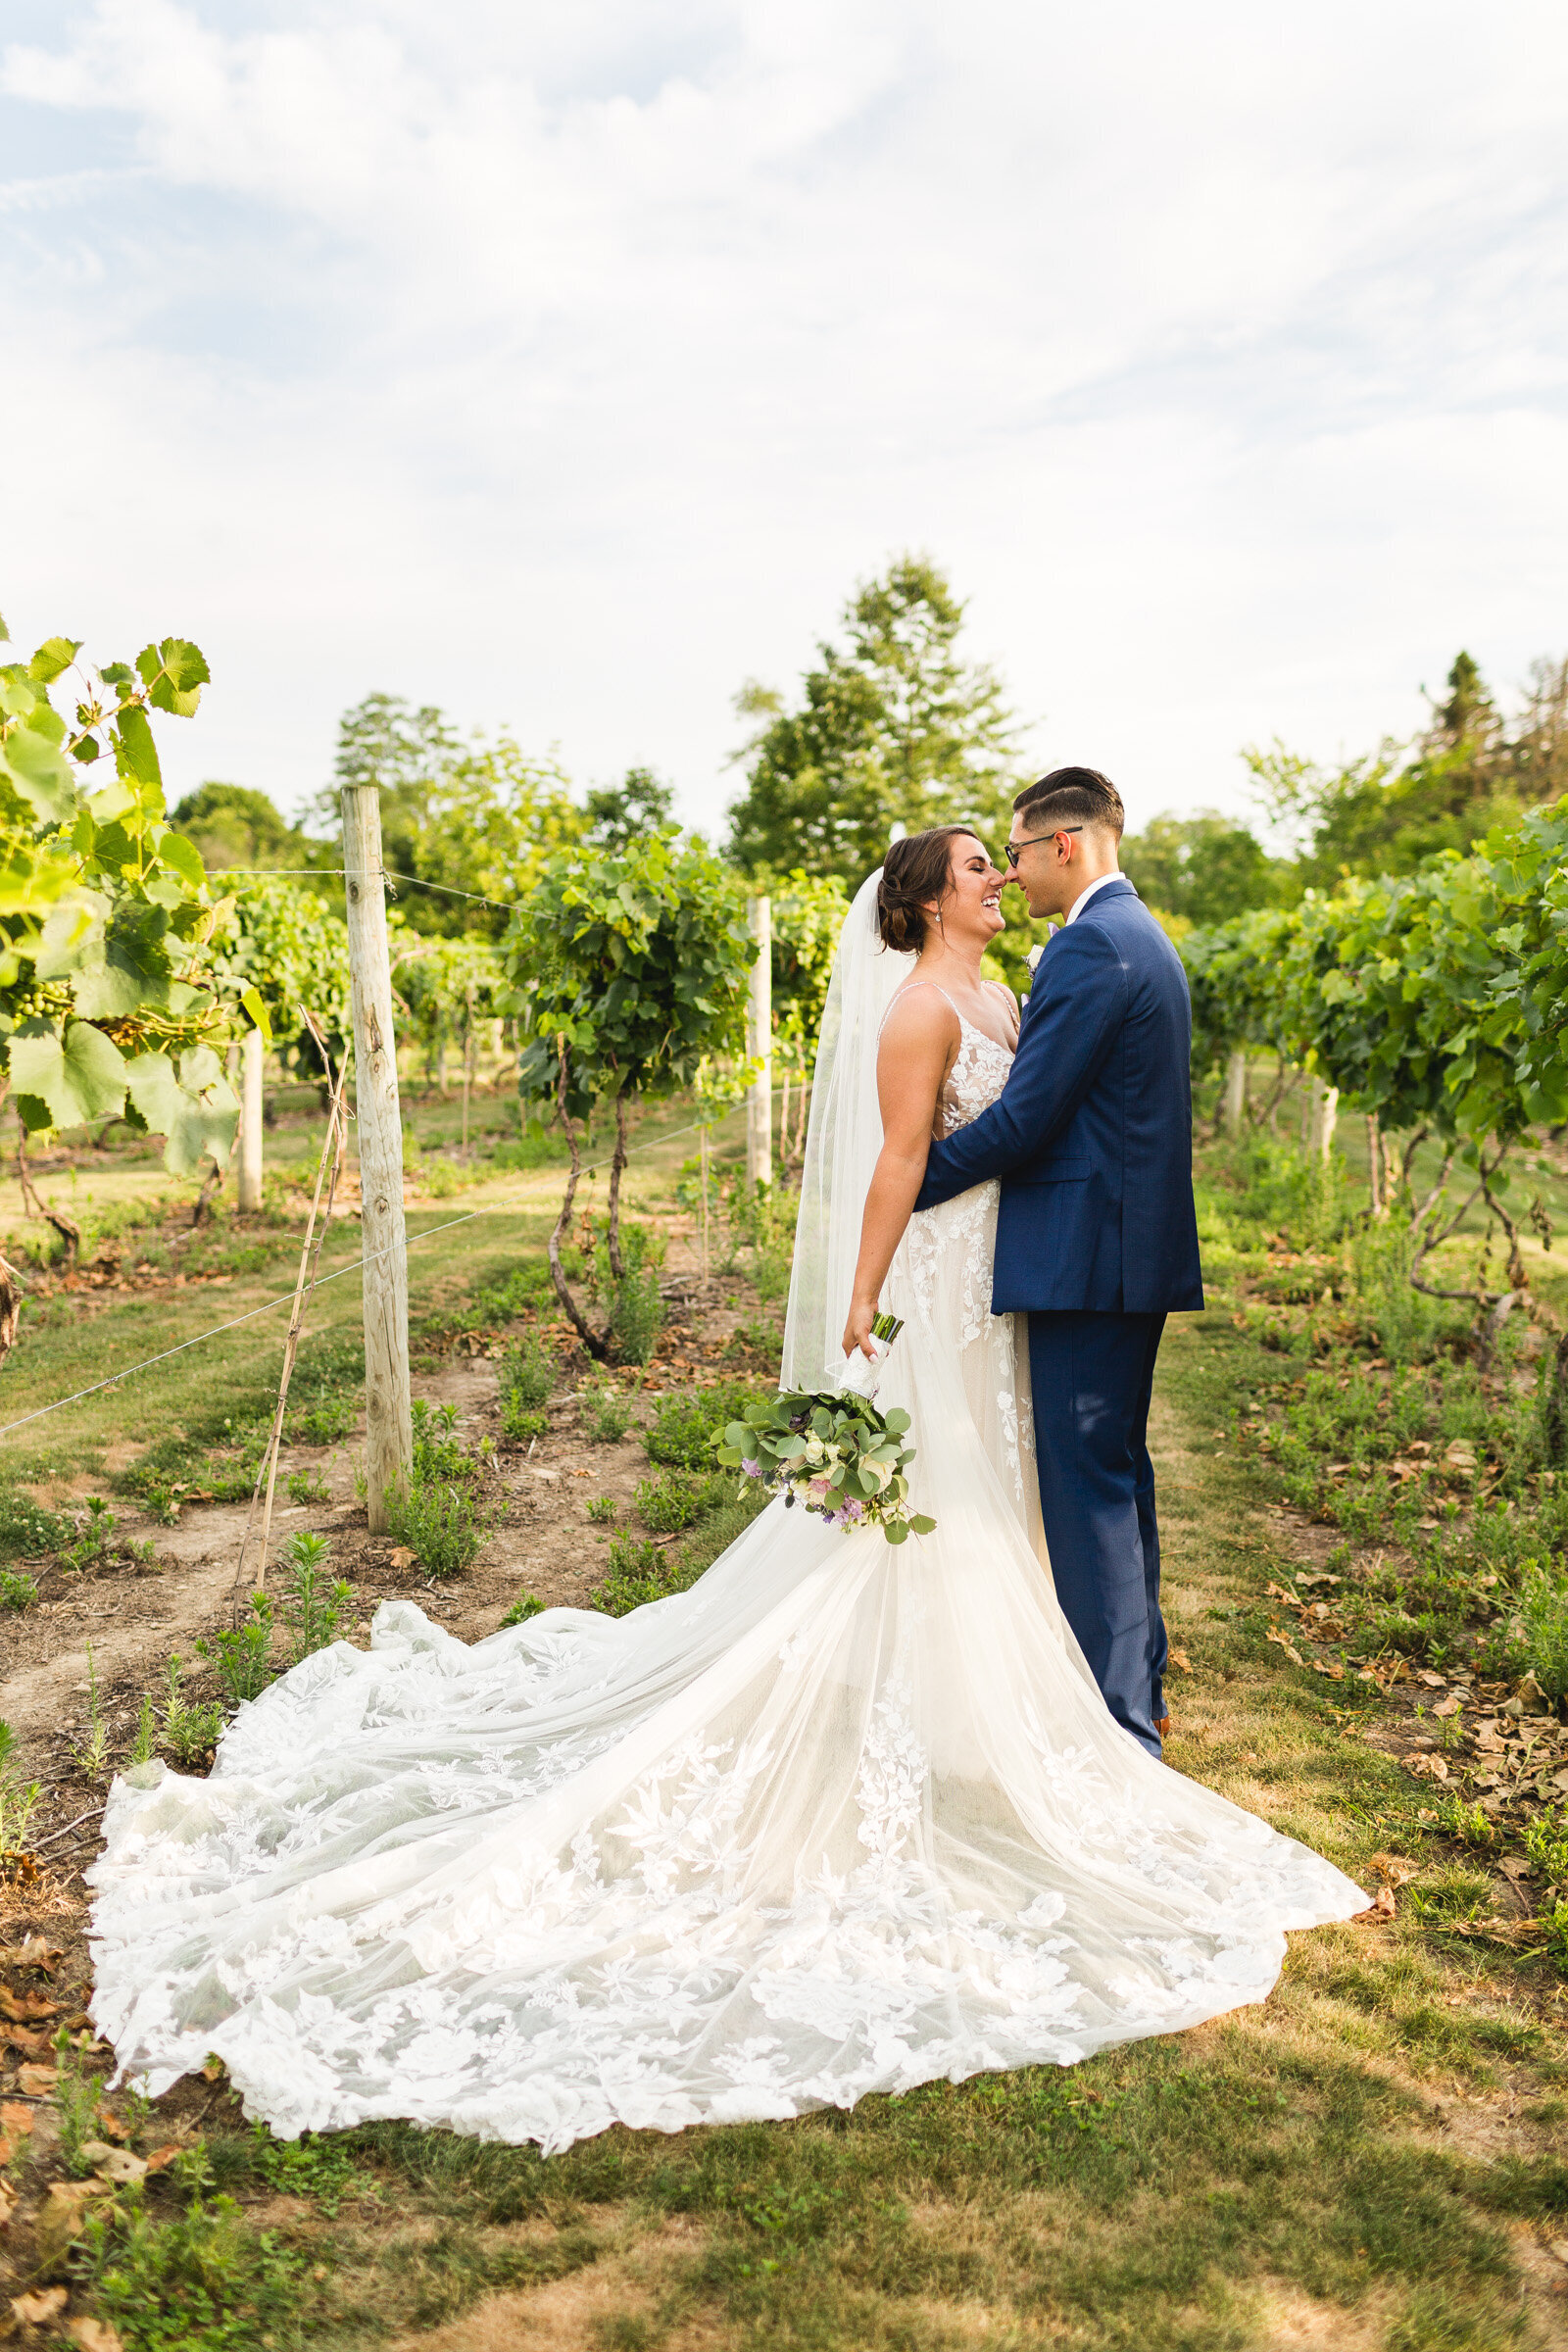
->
[1013,766,1125,840]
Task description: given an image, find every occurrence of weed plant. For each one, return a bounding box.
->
[129,1693,157,1767]
[52,2030,105,2178]
[197,1592,276,1705]
[591,1533,697,1616]
[0,1489,66,1561]
[285,1467,329,1505]
[0,1569,37,1611]
[76,2143,305,2352]
[159,1656,224,1769]
[73,1641,112,1780]
[0,1721,40,1859]
[499,1336,555,1441]
[500,1592,544,1628]
[585,1494,617,1525]
[388,1408,486,1576]
[635,1467,727,1534]
[277,1531,353,1662]
[580,1384,635,1445]
[644,1380,763,1469]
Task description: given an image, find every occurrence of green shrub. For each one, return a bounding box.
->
[0,1569,37,1611]
[644,1380,762,1469]
[285,1468,329,1505]
[590,1534,699,1617]
[0,1489,67,1561]
[197,1592,276,1706]
[635,1468,728,1534]
[585,1494,617,1525]
[609,1267,664,1365]
[388,1466,484,1579]
[77,2147,306,2352]
[501,1592,544,1628]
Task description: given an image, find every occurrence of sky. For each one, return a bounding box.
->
[3,0,1566,843]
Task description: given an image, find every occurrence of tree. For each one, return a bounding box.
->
[502,836,754,1356]
[583,765,675,851]
[318,695,587,937]
[170,783,316,876]
[1119,811,1289,927]
[1243,649,1564,888]
[725,555,1022,880]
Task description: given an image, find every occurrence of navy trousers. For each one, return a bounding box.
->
[1026,1310,1168,1757]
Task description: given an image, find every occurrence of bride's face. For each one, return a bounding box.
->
[925,834,1006,946]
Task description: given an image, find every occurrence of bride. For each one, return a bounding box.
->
[88,838,1363,2152]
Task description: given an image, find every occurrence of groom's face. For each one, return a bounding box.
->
[1006,813,1077,921]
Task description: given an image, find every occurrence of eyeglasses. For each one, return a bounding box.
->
[1003,827,1082,868]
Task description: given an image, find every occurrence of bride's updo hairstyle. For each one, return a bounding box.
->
[876,826,979,954]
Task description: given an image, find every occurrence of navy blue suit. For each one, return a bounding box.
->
[914,877,1202,1756]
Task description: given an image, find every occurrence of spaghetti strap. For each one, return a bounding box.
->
[877,978,961,1039]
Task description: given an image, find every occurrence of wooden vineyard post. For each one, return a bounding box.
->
[342,784,413,1533]
[1223,1049,1248,1138]
[237,1026,265,1211]
[746,895,771,1192]
[1309,1079,1340,1164]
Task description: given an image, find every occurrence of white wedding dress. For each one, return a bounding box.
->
[88,875,1363,2152]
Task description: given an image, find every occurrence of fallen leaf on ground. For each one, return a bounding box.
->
[1405,1752,1449,1780]
[2,2027,49,2058]
[1168,1646,1192,1674]
[0,2179,16,2229]
[91,2150,146,2185]
[0,2103,34,2140]
[389,1546,416,1570]
[0,1988,61,2025]
[1370,1852,1417,1886]
[34,2180,107,2271]
[11,1938,62,1975]
[68,2321,124,2352]
[142,2144,183,2175]
[11,2286,69,2325]
[17,2065,58,2097]
[1352,1885,1396,1925]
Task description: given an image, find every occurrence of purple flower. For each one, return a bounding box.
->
[741,1457,761,1478]
[840,1496,865,1523]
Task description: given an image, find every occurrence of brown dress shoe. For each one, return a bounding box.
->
[1155,1714,1172,1742]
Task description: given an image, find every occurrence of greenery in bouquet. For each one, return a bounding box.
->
[713,1392,936,1544]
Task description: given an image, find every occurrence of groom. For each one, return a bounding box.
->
[914,766,1202,1759]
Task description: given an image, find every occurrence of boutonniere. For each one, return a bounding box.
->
[1026,939,1048,973]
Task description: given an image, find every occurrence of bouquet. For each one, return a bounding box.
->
[713,1314,936,1544]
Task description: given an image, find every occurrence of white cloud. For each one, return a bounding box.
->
[2,0,1565,839]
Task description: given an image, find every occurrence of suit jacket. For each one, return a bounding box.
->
[914,878,1203,1314]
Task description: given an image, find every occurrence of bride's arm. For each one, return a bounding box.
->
[841,992,956,1361]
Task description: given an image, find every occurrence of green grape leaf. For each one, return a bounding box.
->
[239,985,272,1045]
[71,901,173,1019]
[32,889,108,979]
[113,704,162,791]
[157,831,206,890]
[27,638,80,686]
[123,1050,239,1174]
[7,1019,127,1129]
[86,775,137,828]
[146,638,209,718]
[0,722,74,824]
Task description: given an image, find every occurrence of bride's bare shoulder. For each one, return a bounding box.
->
[878,982,959,1053]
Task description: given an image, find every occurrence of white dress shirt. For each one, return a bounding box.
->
[1064,871,1125,924]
